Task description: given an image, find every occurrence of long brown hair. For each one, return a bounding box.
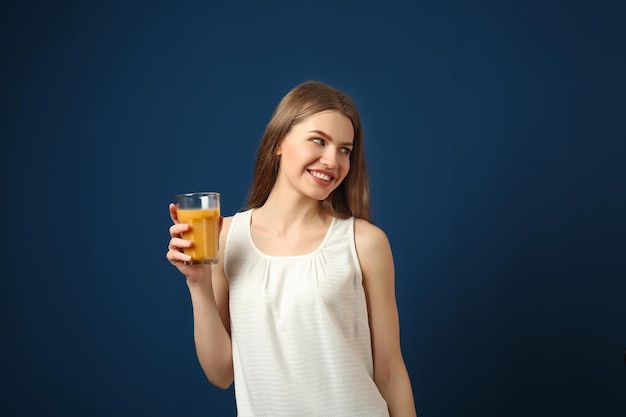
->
[245,81,370,221]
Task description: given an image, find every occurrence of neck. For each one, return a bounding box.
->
[255,186,328,229]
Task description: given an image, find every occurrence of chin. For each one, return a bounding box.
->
[306,189,334,202]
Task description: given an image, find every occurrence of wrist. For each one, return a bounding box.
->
[185,266,213,289]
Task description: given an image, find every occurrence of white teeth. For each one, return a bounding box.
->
[311,171,331,181]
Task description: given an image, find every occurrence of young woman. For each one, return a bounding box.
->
[167,81,417,416]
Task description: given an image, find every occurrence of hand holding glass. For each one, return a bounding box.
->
[174,192,220,265]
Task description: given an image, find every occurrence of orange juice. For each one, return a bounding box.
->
[177,208,220,263]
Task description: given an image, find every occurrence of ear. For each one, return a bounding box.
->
[275,143,282,156]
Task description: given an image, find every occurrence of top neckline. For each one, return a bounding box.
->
[245,209,337,259]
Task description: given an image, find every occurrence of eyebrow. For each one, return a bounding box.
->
[308,130,354,147]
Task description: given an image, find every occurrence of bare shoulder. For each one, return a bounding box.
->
[216,215,235,279]
[218,216,235,251]
[220,215,234,236]
[354,218,392,255]
[354,219,394,282]
[354,219,395,294]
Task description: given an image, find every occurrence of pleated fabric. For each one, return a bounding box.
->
[224,209,389,417]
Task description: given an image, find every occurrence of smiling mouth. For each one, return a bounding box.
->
[309,170,334,182]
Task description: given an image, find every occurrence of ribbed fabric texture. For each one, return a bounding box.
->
[224,209,389,417]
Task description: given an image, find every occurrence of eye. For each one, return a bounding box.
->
[340,147,352,155]
[311,138,325,145]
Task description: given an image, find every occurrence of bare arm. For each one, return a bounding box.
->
[355,219,417,417]
[167,204,233,389]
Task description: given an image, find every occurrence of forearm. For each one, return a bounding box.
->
[376,364,417,417]
[188,281,233,389]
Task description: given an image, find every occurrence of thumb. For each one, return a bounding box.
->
[169,203,180,224]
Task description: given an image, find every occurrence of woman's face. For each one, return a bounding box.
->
[275,110,354,202]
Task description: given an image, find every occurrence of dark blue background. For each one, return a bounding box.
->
[2,1,625,416]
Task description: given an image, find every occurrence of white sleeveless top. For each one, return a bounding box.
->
[224,209,389,417]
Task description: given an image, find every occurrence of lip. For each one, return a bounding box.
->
[308,169,336,185]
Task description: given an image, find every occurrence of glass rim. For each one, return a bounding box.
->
[174,191,220,199]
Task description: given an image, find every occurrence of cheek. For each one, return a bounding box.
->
[340,158,351,178]
[281,146,306,169]
[286,143,313,160]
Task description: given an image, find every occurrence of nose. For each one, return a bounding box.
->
[320,148,338,168]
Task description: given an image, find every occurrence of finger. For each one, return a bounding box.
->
[166,249,191,264]
[169,203,179,223]
[168,237,192,251]
[169,223,190,238]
